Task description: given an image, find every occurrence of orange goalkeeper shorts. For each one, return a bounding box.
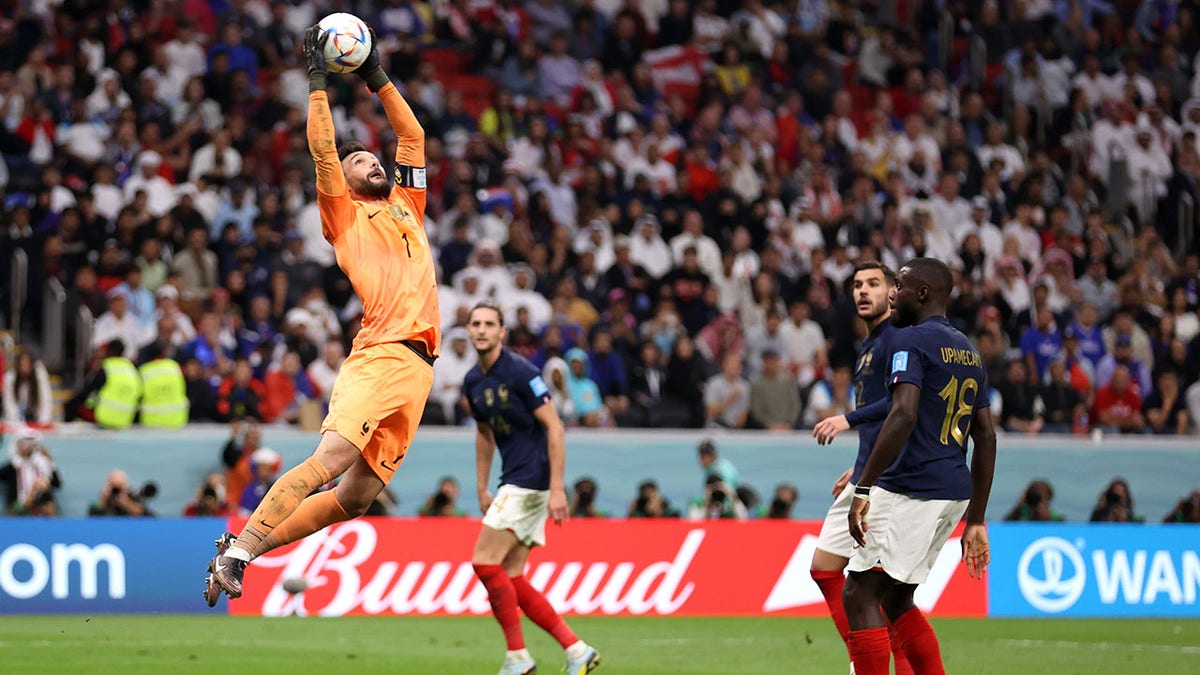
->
[321,341,434,482]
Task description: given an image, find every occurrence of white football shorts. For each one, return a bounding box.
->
[481,484,550,547]
[815,482,858,559]
[846,486,968,584]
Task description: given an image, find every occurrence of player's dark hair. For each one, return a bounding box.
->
[902,257,953,300]
[853,260,896,286]
[337,141,367,161]
[468,300,505,326]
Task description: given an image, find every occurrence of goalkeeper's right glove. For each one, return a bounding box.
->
[352,27,390,93]
[304,26,329,92]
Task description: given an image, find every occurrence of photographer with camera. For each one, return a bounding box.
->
[1004,479,1066,522]
[570,477,607,518]
[688,474,750,520]
[88,469,157,516]
[627,480,680,518]
[183,473,233,517]
[419,476,466,516]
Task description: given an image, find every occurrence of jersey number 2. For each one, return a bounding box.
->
[937,376,978,448]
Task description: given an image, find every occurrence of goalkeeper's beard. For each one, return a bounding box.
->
[351,174,392,200]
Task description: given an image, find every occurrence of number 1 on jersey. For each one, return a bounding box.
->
[937,376,978,447]
[401,232,411,258]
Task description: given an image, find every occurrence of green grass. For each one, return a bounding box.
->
[0,615,1196,674]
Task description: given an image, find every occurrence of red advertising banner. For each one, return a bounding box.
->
[230,518,986,617]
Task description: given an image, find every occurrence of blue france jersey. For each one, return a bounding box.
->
[879,317,989,500]
[464,350,552,490]
[851,321,898,484]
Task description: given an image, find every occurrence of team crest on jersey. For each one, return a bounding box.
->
[529,376,548,396]
[892,351,909,375]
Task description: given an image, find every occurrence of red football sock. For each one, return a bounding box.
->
[891,608,945,675]
[810,569,851,655]
[511,575,579,649]
[474,564,524,650]
[848,627,892,675]
[885,613,915,675]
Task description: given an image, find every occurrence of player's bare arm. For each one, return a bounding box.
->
[475,421,496,514]
[962,406,997,578]
[848,382,920,547]
[533,401,569,526]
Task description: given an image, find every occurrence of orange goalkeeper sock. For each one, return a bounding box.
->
[233,457,331,557]
[251,489,352,558]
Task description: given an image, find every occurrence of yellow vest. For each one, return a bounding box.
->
[94,357,142,430]
[138,358,189,429]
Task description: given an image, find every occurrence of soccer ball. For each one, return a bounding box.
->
[317,12,372,74]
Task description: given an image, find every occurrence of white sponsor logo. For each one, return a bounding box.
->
[0,543,126,600]
[762,535,963,612]
[254,521,701,617]
[1093,549,1200,606]
[1018,537,1086,613]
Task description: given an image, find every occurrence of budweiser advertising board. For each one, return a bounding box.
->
[230,518,986,617]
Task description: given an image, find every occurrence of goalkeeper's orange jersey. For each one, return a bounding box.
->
[308,84,441,358]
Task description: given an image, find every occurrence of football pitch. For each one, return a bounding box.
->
[0,615,1196,674]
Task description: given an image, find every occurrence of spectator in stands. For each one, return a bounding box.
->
[1005,480,1067,522]
[1095,334,1152,395]
[704,352,749,429]
[182,473,232,517]
[780,300,827,389]
[238,447,281,517]
[1021,306,1063,385]
[628,479,680,518]
[429,328,475,425]
[420,477,465,517]
[261,350,319,425]
[182,357,216,422]
[802,365,853,430]
[1090,478,1144,523]
[2,351,53,424]
[563,347,608,428]
[1093,364,1145,435]
[1038,359,1087,434]
[306,340,344,406]
[995,359,1043,434]
[214,358,265,422]
[1143,369,1191,435]
[748,349,800,431]
[1067,301,1107,369]
[0,430,61,515]
[172,227,219,303]
[92,287,148,360]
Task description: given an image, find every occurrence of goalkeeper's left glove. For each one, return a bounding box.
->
[304,26,329,92]
[353,27,390,93]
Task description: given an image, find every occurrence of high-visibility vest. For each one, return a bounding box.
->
[94,357,142,430]
[138,358,189,429]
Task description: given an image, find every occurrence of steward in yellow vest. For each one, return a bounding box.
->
[138,343,189,429]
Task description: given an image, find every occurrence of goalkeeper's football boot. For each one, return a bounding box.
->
[563,647,601,675]
[203,532,245,606]
[497,654,537,675]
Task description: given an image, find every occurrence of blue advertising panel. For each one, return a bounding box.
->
[990,523,1200,617]
[0,518,228,614]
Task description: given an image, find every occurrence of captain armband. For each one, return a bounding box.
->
[394,164,427,190]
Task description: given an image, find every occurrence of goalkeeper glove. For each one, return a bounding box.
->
[304,26,330,92]
[352,27,391,93]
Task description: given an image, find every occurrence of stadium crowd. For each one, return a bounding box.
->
[1,0,1200,444]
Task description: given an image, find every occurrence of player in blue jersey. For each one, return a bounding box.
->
[463,301,601,675]
[809,261,913,674]
[842,258,996,675]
